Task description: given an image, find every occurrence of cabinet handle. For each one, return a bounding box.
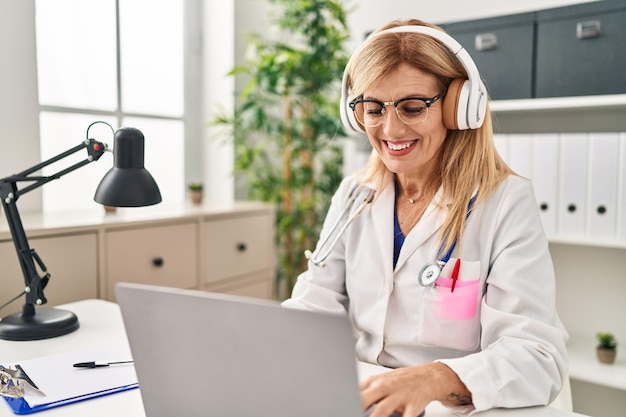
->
[576,20,601,39]
[152,257,164,267]
[540,203,549,211]
[596,205,606,215]
[567,204,577,213]
[236,243,247,252]
[475,33,497,51]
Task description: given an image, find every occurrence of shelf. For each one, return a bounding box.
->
[489,94,626,134]
[0,201,273,238]
[548,236,626,250]
[567,334,626,391]
[490,94,626,113]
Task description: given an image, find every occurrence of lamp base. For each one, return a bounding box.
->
[0,307,79,341]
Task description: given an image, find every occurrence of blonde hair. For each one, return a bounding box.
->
[347,19,514,255]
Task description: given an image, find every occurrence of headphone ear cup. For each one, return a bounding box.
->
[339,94,365,132]
[442,78,466,130]
[340,70,365,133]
[344,99,364,133]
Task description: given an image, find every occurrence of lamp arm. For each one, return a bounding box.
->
[2,139,107,198]
[0,138,107,313]
[0,195,49,309]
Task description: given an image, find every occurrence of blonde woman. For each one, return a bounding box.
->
[283,19,568,417]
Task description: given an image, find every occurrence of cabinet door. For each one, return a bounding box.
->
[536,4,626,97]
[443,13,535,100]
[202,212,274,294]
[532,134,559,237]
[587,133,620,239]
[0,233,98,314]
[203,272,272,300]
[105,222,198,301]
[558,134,588,236]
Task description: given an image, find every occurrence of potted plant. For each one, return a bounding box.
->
[213,0,350,299]
[188,181,204,205]
[596,332,617,364]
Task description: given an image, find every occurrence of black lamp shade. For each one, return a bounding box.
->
[94,127,162,207]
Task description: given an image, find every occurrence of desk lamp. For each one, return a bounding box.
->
[0,121,161,341]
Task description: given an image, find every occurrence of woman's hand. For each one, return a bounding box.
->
[360,362,472,417]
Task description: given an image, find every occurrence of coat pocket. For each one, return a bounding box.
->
[434,277,480,320]
[416,259,482,351]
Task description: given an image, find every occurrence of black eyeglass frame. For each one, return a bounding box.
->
[348,90,447,126]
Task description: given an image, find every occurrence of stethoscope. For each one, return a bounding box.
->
[304,185,376,268]
[305,186,476,284]
[417,195,477,287]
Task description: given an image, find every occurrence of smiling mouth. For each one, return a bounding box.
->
[385,140,417,151]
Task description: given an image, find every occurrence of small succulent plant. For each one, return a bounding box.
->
[596,332,617,350]
[188,181,203,191]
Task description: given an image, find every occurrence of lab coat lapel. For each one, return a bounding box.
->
[394,187,449,272]
[370,181,395,275]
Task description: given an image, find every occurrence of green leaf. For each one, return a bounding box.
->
[210,0,351,299]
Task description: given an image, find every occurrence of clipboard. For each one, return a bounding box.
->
[1,344,138,415]
[2,383,138,415]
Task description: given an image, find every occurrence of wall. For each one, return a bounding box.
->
[0,0,42,212]
[203,1,236,205]
[344,0,599,47]
[234,0,599,67]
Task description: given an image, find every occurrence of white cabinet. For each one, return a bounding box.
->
[201,212,274,299]
[0,232,98,314]
[104,221,198,300]
[492,94,626,417]
[0,202,276,313]
[100,204,275,301]
[490,94,626,134]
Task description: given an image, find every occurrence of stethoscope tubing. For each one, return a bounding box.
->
[305,185,476,282]
[305,185,375,268]
[417,194,477,287]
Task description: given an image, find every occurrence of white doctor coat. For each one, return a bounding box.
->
[283,174,569,412]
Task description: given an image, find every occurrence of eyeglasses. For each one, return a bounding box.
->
[348,91,446,128]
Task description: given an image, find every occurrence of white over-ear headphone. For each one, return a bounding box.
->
[340,25,487,132]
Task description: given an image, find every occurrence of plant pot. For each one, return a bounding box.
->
[596,347,617,364]
[189,190,203,205]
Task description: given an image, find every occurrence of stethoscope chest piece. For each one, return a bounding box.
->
[417,194,478,287]
[418,262,442,287]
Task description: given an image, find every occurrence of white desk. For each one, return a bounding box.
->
[1,300,588,417]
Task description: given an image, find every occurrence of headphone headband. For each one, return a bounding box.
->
[340,25,487,132]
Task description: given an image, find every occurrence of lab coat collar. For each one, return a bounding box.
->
[370,180,396,274]
[394,185,480,272]
[394,186,448,272]
[370,180,448,274]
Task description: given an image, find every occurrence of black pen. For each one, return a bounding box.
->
[73,360,134,368]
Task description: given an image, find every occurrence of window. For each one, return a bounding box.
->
[35,0,185,212]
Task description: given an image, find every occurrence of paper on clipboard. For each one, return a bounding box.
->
[5,344,137,408]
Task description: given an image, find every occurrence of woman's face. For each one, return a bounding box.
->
[362,62,447,178]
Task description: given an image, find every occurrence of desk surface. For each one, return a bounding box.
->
[1,300,587,417]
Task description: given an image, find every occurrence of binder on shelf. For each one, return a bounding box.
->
[1,344,138,415]
[587,133,619,239]
[619,133,626,241]
[493,133,509,162]
[558,134,588,236]
[532,134,559,237]
[507,134,533,179]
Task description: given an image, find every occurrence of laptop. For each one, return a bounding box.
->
[115,282,365,417]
